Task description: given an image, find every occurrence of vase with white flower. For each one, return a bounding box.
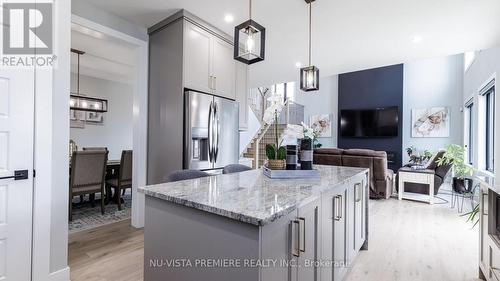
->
[263,93,286,170]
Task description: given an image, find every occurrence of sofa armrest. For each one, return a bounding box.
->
[386,169,394,181]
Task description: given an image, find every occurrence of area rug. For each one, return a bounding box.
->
[69,193,132,234]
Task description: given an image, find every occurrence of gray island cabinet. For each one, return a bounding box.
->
[138,165,369,281]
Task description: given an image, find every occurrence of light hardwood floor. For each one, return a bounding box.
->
[69,219,144,281]
[69,198,481,281]
[346,197,481,281]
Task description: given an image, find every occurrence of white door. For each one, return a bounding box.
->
[0,68,35,281]
[184,21,212,94]
[211,38,235,100]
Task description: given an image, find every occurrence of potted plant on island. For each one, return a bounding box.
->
[436,144,475,193]
[263,93,286,170]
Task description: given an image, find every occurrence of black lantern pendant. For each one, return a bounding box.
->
[234,0,266,65]
[300,0,320,92]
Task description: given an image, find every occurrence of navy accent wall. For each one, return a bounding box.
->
[338,64,404,171]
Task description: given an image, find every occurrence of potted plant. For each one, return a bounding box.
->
[436,144,475,193]
[263,93,286,170]
[406,146,433,166]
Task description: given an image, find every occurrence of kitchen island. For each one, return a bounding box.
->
[138,165,369,281]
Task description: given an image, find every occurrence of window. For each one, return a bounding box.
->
[483,84,495,172]
[465,101,474,165]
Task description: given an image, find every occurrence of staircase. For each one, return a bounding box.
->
[241,84,304,169]
[242,124,287,169]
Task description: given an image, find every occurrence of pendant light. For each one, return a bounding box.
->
[300,0,319,92]
[70,48,108,113]
[234,0,266,65]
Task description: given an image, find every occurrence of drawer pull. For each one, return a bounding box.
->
[355,183,362,202]
[299,217,306,253]
[482,193,488,216]
[292,220,300,257]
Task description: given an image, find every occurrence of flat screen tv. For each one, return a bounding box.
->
[340,107,399,138]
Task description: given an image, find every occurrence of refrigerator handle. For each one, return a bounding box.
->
[214,101,220,162]
[208,101,214,163]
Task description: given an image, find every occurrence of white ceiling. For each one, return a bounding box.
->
[71,22,136,85]
[82,0,500,87]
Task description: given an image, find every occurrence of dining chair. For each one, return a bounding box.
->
[69,150,108,221]
[106,150,132,211]
[222,164,252,174]
[165,170,210,183]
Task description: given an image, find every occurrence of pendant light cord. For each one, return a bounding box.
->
[249,0,252,19]
[77,53,80,95]
[308,2,312,67]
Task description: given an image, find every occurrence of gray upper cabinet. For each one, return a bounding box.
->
[184,21,236,100]
[212,37,235,99]
[147,10,244,184]
[183,22,212,94]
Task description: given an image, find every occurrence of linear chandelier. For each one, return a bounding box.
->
[70,48,108,113]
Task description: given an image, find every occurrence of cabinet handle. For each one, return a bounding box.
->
[339,195,343,220]
[209,76,213,90]
[292,220,300,257]
[334,195,343,221]
[214,76,217,91]
[299,217,306,253]
[482,193,488,216]
[333,196,340,221]
[355,183,361,202]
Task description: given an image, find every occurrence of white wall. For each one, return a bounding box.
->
[33,0,71,280]
[463,46,500,175]
[239,107,261,154]
[402,54,464,163]
[294,75,339,148]
[70,74,133,160]
[72,0,148,41]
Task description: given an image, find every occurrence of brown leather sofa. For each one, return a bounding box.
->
[314,148,394,199]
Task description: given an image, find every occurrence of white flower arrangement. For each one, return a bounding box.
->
[262,92,285,125]
[282,122,318,142]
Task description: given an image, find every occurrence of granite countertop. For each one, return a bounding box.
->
[138,165,368,226]
[475,174,499,194]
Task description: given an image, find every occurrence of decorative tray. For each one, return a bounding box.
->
[263,165,321,179]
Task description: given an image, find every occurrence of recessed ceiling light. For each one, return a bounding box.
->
[412,35,423,44]
[224,14,234,23]
[295,62,302,68]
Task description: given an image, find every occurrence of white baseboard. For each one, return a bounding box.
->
[48,266,70,281]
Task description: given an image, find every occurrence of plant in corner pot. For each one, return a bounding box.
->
[436,144,475,193]
[263,93,286,170]
[437,144,479,227]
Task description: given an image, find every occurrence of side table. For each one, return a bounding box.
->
[398,167,435,204]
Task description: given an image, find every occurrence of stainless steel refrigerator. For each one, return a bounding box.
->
[184,90,239,171]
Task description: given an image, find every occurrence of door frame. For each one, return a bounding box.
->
[70,15,148,228]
